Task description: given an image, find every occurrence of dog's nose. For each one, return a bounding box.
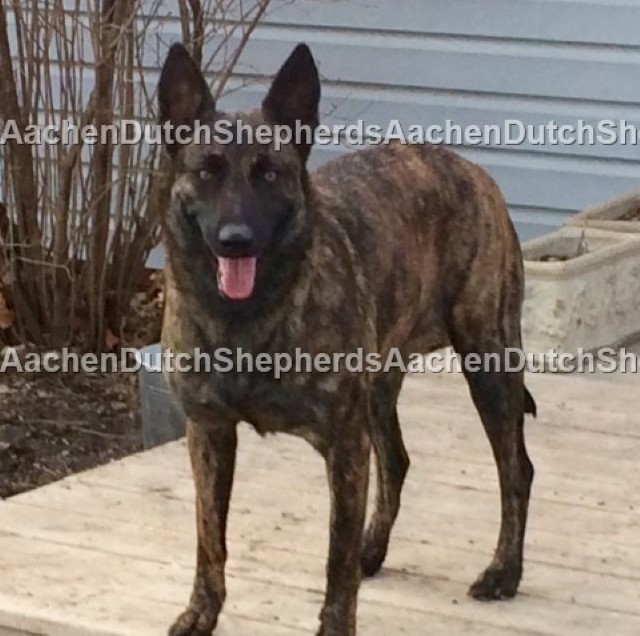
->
[218,223,254,250]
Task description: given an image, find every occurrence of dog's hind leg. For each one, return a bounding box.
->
[361,372,410,577]
[450,319,534,600]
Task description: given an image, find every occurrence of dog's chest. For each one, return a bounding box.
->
[171,360,339,442]
[221,370,332,430]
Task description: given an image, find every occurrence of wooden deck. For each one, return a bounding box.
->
[0,371,639,635]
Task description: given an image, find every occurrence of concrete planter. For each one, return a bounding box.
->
[565,190,640,233]
[522,227,640,355]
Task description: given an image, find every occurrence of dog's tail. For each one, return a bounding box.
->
[524,386,537,418]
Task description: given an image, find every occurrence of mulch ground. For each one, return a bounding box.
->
[0,271,164,499]
[0,370,141,498]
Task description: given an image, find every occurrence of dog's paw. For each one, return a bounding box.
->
[360,524,389,578]
[168,605,220,636]
[468,564,522,601]
[317,605,355,636]
[316,624,353,636]
[360,534,387,578]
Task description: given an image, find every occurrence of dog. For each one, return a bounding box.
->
[158,42,536,636]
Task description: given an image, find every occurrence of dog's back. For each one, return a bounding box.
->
[312,142,524,356]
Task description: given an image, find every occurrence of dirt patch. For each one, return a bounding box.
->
[535,233,590,263]
[0,270,164,498]
[0,370,142,498]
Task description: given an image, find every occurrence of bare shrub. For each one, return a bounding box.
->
[0,0,271,351]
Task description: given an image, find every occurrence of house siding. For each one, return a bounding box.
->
[6,0,640,240]
[217,0,640,240]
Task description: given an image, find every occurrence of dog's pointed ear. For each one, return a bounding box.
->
[158,43,215,155]
[262,43,320,162]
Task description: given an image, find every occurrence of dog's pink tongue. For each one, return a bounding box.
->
[217,257,257,300]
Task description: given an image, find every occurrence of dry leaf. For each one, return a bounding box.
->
[0,290,14,329]
[105,328,120,351]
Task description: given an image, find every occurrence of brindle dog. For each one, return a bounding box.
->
[158,42,536,636]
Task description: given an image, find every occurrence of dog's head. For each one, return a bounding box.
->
[158,43,320,307]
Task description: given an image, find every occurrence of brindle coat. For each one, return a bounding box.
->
[158,42,536,636]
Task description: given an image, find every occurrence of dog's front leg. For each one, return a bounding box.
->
[318,410,370,636]
[170,417,238,636]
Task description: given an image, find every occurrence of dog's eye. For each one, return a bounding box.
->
[263,170,277,183]
[199,169,213,181]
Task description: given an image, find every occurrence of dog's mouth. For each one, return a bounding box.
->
[216,256,258,301]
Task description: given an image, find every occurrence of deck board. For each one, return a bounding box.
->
[1,371,639,635]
